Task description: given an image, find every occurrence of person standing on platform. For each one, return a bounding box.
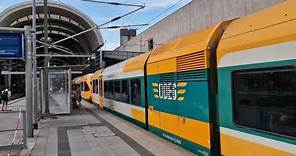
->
[1,88,9,111]
[76,87,81,107]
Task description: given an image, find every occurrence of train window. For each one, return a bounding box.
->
[92,80,96,93]
[109,81,114,99]
[114,80,121,100]
[121,80,130,103]
[96,80,99,93]
[232,66,296,138]
[131,79,141,105]
[99,79,103,96]
[83,82,89,91]
[104,81,109,98]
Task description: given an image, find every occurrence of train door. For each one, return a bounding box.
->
[147,64,161,132]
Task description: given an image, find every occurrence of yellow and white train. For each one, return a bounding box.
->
[73,1,296,155]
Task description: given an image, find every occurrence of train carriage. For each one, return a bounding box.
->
[146,22,231,156]
[102,52,151,128]
[217,1,296,156]
[72,1,295,155]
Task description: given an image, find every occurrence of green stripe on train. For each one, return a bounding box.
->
[147,69,211,123]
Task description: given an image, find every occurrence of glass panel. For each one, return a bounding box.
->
[233,66,296,137]
[99,79,103,96]
[96,80,99,94]
[92,80,96,93]
[114,80,121,100]
[104,81,109,98]
[47,70,71,114]
[109,81,114,99]
[84,82,89,91]
[131,79,141,105]
[121,80,129,103]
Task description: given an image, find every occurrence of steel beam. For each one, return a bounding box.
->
[36,54,92,58]
[43,0,50,114]
[25,25,33,137]
[0,27,25,33]
[32,0,38,130]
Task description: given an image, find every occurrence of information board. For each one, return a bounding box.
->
[0,33,24,59]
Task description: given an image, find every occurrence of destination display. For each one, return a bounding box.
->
[0,33,23,59]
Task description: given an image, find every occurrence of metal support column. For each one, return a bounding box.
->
[25,25,33,137]
[32,0,38,129]
[43,0,50,114]
[22,111,27,148]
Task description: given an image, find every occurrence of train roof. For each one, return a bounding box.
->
[102,52,151,78]
[123,52,152,72]
[83,73,93,80]
[93,70,102,79]
[72,76,83,84]
[147,23,224,64]
[217,0,296,65]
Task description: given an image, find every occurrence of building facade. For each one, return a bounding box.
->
[116,0,284,52]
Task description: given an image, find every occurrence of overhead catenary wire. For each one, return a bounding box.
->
[99,24,149,29]
[81,0,145,8]
[138,0,184,30]
[36,4,145,50]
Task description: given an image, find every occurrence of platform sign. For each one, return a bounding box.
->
[0,33,24,59]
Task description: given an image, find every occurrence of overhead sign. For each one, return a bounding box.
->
[0,33,24,59]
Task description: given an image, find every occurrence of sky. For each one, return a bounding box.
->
[0,0,192,50]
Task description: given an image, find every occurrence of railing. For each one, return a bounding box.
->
[0,110,27,151]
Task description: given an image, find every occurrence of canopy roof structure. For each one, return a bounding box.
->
[0,1,103,68]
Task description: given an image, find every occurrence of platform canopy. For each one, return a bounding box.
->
[0,1,103,68]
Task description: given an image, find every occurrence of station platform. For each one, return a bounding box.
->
[26,100,194,156]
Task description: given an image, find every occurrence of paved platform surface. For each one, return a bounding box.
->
[0,98,26,156]
[31,100,195,156]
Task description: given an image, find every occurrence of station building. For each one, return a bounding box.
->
[116,0,284,52]
[0,1,103,99]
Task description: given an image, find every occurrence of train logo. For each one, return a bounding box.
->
[152,82,187,101]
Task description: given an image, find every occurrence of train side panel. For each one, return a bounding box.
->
[102,52,151,128]
[146,22,230,156]
[217,1,296,155]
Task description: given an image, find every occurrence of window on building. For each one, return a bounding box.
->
[121,80,130,103]
[232,66,296,138]
[130,79,141,105]
[114,80,121,100]
[148,38,154,50]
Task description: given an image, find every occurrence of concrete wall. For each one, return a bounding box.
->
[116,0,284,52]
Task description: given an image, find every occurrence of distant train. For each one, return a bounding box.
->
[72,1,296,155]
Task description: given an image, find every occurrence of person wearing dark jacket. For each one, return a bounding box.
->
[1,89,9,111]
